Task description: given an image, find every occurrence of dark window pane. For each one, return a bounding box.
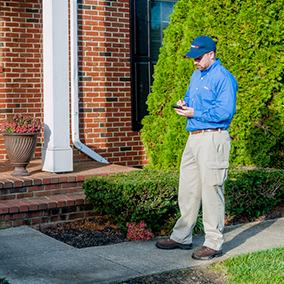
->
[130,0,176,130]
[162,2,174,21]
[151,21,161,40]
[150,1,175,62]
[151,1,161,21]
[162,21,170,32]
[151,41,161,62]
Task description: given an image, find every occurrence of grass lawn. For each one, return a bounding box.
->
[212,246,284,283]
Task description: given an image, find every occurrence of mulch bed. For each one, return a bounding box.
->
[40,198,284,249]
[40,216,129,249]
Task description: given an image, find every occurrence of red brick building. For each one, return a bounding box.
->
[0,0,175,169]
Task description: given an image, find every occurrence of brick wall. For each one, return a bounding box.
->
[0,0,148,167]
[0,0,43,160]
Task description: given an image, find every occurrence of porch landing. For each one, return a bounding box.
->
[0,159,138,229]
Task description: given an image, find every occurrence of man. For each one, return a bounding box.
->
[156,35,238,260]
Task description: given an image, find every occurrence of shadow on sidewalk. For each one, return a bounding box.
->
[222,219,277,254]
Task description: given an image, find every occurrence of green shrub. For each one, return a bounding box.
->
[225,168,284,217]
[141,0,284,170]
[83,169,181,232]
[83,168,284,235]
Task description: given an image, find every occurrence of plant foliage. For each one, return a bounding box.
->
[83,169,181,232]
[83,168,284,234]
[0,114,42,133]
[225,168,284,217]
[141,0,284,170]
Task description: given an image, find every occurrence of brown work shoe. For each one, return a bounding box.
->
[156,238,192,250]
[192,246,222,260]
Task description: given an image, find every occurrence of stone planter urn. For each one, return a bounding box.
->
[3,132,40,176]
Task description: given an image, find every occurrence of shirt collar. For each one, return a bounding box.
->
[201,58,221,75]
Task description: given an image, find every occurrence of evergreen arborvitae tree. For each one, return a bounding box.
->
[141,0,284,170]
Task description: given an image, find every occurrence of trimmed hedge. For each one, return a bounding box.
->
[83,169,181,232]
[225,168,284,217]
[83,168,284,233]
[141,0,284,170]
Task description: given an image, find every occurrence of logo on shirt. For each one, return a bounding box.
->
[204,86,211,90]
[191,45,199,48]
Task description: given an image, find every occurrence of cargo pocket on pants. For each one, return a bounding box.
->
[206,161,229,186]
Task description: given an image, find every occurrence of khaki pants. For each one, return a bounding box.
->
[171,130,231,250]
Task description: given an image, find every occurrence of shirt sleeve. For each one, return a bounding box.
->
[183,80,192,106]
[193,73,237,123]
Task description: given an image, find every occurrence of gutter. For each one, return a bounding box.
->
[70,0,109,164]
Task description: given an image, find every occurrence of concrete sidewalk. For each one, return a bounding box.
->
[1,218,284,284]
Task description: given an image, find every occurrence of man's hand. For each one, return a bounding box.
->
[175,106,194,118]
[177,99,187,107]
[175,100,194,117]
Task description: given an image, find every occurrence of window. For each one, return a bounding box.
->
[130,0,176,131]
[151,1,175,63]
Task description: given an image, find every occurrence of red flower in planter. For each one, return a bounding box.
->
[0,114,42,134]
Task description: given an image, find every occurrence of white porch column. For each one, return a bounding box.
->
[42,0,73,173]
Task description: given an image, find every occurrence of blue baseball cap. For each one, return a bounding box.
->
[184,35,216,59]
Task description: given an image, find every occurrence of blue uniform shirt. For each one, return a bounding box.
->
[184,59,238,132]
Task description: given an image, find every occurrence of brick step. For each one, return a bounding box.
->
[0,161,137,229]
[0,174,87,201]
[0,193,96,229]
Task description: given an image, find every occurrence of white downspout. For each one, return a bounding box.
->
[70,0,109,164]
